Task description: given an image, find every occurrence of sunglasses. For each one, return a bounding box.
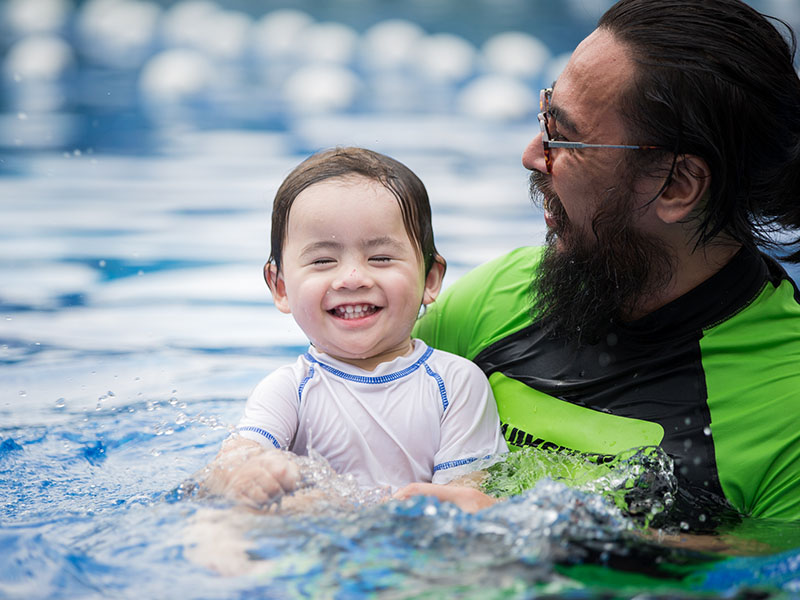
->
[537,88,662,173]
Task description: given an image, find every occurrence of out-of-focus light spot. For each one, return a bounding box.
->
[76,0,162,69]
[458,74,536,121]
[159,0,219,50]
[414,33,477,84]
[250,9,314,62]
[297,22,359,65]
[283,64,360,114]
[360,19,426,71]
[2,34,74,81]
[481,32,551,81]
[139,48,214,104]
[3,0,73,34]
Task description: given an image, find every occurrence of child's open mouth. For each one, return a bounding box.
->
[330,304,381,320]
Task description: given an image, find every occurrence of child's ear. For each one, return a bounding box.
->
[264,263,291,314]
[421,256,446,305]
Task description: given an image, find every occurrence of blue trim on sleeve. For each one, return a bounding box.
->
[237,426,281,449]
[433,457,479,471]
[423,362,448,411]
[298,364,315,404]
[303,345,435,384]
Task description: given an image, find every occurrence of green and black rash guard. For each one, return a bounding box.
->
[414,246,800,524]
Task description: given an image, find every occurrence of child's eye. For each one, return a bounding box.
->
[311,258,335,266]
[369,256,393,263]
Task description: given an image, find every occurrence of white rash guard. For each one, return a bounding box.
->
[237,339,508,490]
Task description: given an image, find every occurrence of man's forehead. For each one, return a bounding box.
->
[551,28,633,134]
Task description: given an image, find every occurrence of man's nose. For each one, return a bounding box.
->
[522,131,548,173]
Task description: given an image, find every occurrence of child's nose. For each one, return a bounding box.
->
[332,265,372,289]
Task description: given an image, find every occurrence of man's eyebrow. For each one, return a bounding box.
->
[546,82,580,135]
[548,102,580,136]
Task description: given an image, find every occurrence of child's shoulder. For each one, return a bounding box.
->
[417,340,487,377]
[251,352,313,391]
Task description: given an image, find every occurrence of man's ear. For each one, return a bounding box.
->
[421,256,446,305]
[655,154,711,224]
[264,263,291,314]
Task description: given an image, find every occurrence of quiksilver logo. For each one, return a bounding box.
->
[501,423,616,465]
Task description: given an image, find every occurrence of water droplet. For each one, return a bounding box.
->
[55,398,66,408]
[702,426,711,436]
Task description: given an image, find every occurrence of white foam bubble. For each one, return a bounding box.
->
[457,74,536,121]
[2,0,73,35]
[283,64,360,114]
[76,0,162,69]
[481,31,551,81]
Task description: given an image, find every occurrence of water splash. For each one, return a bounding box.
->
[483,445,676,528]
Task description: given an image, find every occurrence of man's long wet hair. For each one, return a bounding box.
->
[599,0,800,261]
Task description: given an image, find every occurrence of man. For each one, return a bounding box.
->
[411,0,800,528]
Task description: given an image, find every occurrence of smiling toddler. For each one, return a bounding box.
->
[202,147,506,507]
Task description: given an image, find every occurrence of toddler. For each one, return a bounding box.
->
[203,147,506,508]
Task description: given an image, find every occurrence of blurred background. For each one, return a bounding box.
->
[1,0,797,158]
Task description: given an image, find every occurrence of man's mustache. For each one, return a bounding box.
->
[529,171,567,230]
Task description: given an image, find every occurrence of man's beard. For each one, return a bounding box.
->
[528,170,674,345]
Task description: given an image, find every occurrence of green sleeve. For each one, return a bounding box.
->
[413,247,542,360]
[702,278,800,520]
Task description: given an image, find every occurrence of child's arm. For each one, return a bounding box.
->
[393,477,499,513]
[430,356,508,484]
[199,435,301,509]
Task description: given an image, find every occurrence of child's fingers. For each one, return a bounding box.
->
[260,451,301,493]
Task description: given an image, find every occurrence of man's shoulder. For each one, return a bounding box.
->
[415,247,543,360]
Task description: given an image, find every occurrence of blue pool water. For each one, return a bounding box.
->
[3,1,800,598]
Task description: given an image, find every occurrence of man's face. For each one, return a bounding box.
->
[521,29,674,343]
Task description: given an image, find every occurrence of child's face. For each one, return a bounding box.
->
[267,176,444,370]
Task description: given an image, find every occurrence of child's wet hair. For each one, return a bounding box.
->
[267,146,443,278]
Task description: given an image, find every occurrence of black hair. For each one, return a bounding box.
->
[267,146,443,278]
[599,0,800,261]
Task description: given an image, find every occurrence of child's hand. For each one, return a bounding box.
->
[201,437,300,509]
[393,482,499,513]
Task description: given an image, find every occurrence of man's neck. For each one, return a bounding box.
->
[630,240,742,320]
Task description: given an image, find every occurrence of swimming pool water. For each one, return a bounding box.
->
[4,1,800,598]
